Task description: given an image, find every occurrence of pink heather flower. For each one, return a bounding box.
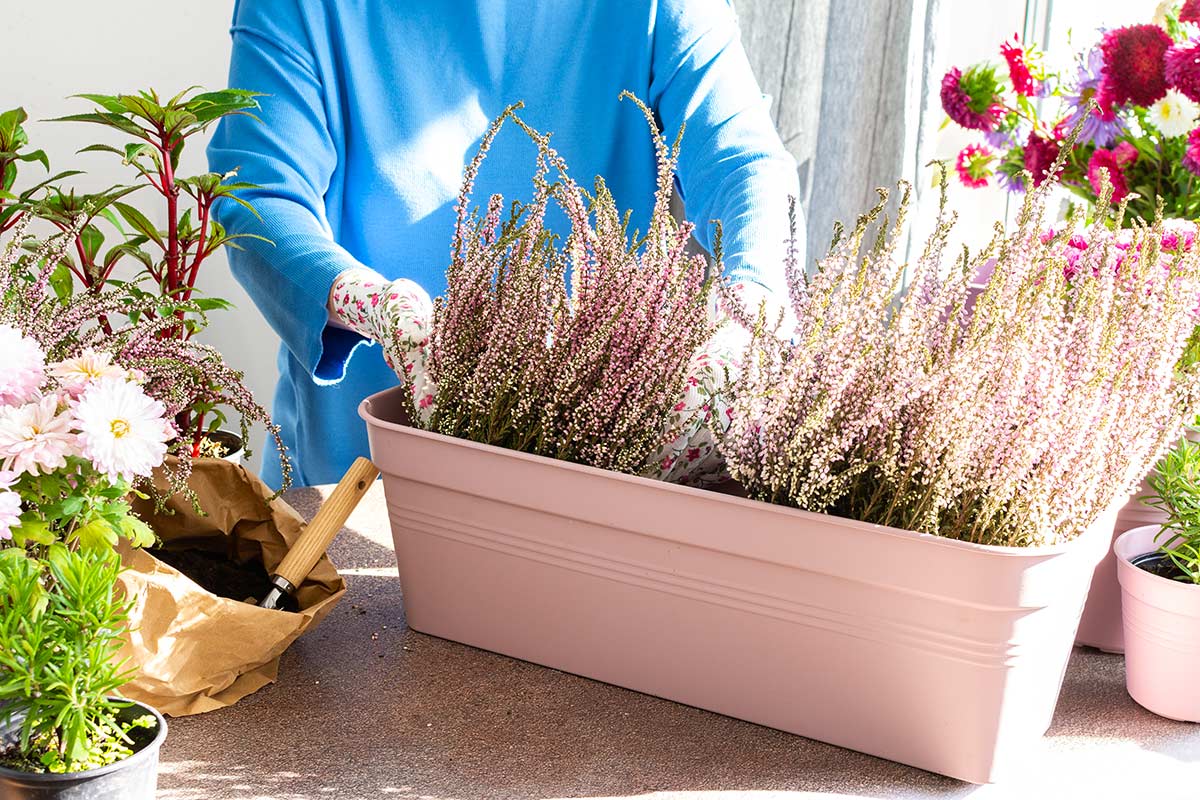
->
[0,490,20,540]
[0,394,78,476]
[955,144,994,188]
[1088,144,1137,202]
[1023,131,1061,187]
[1100,25,1172,107]
[0,324,47,407]
[74,378,173,483]
[1165,41,1200,104]
[1185,127,1200,175]
[49,350,129,398]
[1183,0,1200,25]
[940,66,1003,131]
[1001,36,1038,96]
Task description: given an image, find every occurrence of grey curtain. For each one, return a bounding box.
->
[734,0,942,267]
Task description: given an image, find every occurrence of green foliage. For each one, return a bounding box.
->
[1145,438,1200,584]
[0,546,154,774]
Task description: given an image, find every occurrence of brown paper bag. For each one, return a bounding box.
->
[117,459,346,716]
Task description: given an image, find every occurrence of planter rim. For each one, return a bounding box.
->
[1116,524,1200,597]
[360,386,1105,558]
[0,698,167,783]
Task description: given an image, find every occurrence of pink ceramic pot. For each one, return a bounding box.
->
[1075,477,1166,653]
[361,386,1118,784]
[1116,525,1200,722]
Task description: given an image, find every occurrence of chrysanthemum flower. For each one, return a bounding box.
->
[1185,127,1200,174]
[0,394,78,476]
[1183,0,1200,24]
[1100,25,1172,107]
[0,324,46,407]
[1148,89,1199,137]
[1088,143,1138,202]
[74,377,173,483]
[940,66,1004,131]
[50,350,129,397]
[1023,131,1061,187]
[955,144,995,188]
[0,489,19,541]
[1166,41,1200,103]
[1001,36,1038,96]
[1063,47,1127,146]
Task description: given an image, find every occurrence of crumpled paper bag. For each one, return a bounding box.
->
[116,458,346,716]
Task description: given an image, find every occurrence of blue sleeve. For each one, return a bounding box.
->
[207,0,370,384]
[649,0,802,302]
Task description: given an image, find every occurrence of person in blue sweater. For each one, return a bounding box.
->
[208,0,802,488]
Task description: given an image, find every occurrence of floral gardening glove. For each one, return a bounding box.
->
[329,269,436,418]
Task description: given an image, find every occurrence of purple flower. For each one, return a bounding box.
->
[1063,46,1128,147]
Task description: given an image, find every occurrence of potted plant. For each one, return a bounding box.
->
[0,318,174,798]
[938,2,1200,651]
[360,101,1200,783]
[1115,438,1200,722]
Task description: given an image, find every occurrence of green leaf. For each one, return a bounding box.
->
[112,201,163,248]
[79,224,104,262]
[118,515,156,549]
[72,518,118,551]
[12,518,55,547]
[49,262,74,302]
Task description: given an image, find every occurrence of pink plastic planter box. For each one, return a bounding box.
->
[1075,478,1166,653]
[361,386,1117,784]
[1116,525,1200,722]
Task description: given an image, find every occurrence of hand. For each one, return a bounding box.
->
[329,269,436,415]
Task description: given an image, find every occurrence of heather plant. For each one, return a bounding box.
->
[394,96,722,476]
[720,168,1200,547]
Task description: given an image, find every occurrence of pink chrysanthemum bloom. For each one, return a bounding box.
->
[1165,41,1200,104]
[0,324,47,407]
[0,490,19,541]
[1001,36,1038,96]
[74,377,173,483]
[1100,24,1172,107]
[50,350,129,398]
[1087,142,1138,202]
[940,66,1003,131]
[1185,127,1200,175]
[955,143,994,188]
[1183,0,1200,24]
[1023,131,1061,187]
[0,394,78,476]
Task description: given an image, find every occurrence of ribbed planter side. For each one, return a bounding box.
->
[362,386,1115,785]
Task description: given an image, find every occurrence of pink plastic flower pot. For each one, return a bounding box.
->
[1116,524,1200,722]
[1075,477,1166,653]
[361,386,1118,784]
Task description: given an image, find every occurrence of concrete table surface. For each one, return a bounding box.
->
[157,483,1200,800]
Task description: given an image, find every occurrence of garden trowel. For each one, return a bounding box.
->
[258,456,380,610]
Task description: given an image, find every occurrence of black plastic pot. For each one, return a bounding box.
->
[0,700,167,800]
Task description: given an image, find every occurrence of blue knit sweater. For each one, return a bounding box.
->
[208,0,800,487]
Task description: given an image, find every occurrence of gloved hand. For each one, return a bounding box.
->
[329,269,436,417]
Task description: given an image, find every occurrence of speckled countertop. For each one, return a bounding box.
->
[156,483,1200,800]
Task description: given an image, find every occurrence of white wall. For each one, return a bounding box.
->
[8,0,278,472]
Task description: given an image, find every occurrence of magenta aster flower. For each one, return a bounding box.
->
[1063,47,1127,147]
[1087,144,1137,202]
[1100,25,1172,107]
[1184,127,1200,175]
[1183,0,1200,24]
[1001,36,1038,97]
[1023,132,1061,187]
[941,66,1003,131]
[955,144,994,188]
[1166,41,1200,104]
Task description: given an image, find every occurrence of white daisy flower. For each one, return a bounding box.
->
[75,378,174,483]
[1149,90,1199,139]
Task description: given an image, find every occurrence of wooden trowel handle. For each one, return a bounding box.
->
[273,457,380,590]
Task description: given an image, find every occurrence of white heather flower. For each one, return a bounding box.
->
[75,378,173,483]
[0,394,78,475]
[1149,90,1199,138]
[0,324,47,406]
[50,350,129,397]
